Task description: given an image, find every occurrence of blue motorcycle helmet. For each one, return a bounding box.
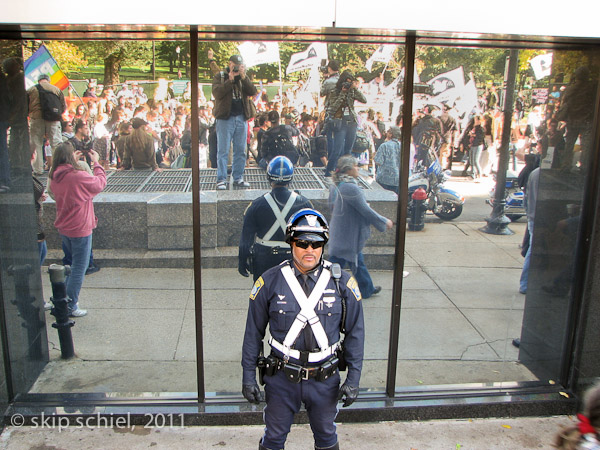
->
[267,155,294,184]
[285,208,329,244]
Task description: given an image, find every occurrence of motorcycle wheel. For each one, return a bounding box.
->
[507,214,523,222]
[434,202,463,220]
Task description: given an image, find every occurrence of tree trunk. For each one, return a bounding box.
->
[103,54,120,88]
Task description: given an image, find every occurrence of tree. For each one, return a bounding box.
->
[416,47,507,86]
[75,41,153,86]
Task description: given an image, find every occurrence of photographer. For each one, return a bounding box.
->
[68,119,93,166]
[323,70,367,177]
[212,54,257,190]
[319,60,340,171]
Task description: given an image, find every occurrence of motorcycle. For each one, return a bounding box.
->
[486,170,525,222]
[408,157,465,221]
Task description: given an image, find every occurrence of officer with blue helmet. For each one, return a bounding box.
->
[238,156,312,281]
[242,208,365,450]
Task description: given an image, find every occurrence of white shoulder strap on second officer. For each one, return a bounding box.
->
[256,191,298,247]
[269,264,340,363]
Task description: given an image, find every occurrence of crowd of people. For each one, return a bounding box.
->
[15,50,586,200]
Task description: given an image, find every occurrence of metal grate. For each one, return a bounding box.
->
[141,169,191,192]
[37,167,373,193]
[103,170,150,193]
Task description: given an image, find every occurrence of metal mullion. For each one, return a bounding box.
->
[385,31,416,398]
[189,26,205,402]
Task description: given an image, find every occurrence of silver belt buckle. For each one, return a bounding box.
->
[302,368,310,380]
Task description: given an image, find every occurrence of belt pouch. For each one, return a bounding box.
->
[265,355,278,377]
[283,364,303,383]
[317,357,339,381]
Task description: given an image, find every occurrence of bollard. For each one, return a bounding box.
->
[48,264,75,359]
[408,188,428,231]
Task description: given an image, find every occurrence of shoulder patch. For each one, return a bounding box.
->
[249,276,264,300]
[347,276,362,301]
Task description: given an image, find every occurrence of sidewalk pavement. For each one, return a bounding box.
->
[31,220,530,394]
[0,415,574,449]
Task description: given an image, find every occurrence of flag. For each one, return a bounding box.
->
[237,41,280,69]
[427,67,465,95]
[286,42,327,75]
[453,79,479,118]
[530,53,553,80]
[24,44,69,91]
[365,44,397,72]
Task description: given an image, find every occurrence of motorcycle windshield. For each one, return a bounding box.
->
[427,160,442,176]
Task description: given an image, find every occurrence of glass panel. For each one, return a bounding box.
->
[398,44,597,387]
[11,39,197,394]
[201,40,402,394]
[0,41,49,396]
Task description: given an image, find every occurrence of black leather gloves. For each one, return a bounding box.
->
[242,383,264,404]
[238,261,250,277]
[337,382,358,407]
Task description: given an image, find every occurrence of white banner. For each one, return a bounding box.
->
[427,66,465,95]
[286,42,328,75]
[529,53,553,80]
[237,41,280,68]
[365,44,397,72]
[453,78,479,118]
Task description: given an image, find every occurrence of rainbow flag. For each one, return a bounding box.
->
[24,44,69,91]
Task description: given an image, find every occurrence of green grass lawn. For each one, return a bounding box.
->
[67,63,294,102]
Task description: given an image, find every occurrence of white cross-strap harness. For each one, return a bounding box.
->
[255,192,298,247]
[269,265,341,363]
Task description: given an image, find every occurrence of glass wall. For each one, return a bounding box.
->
[201,40,401,393]
[397,43,598,387]
[9,39,197,395]
[0,28,597,405]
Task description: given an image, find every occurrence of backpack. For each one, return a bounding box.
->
[262,126,299,164]
[36,84,64,121]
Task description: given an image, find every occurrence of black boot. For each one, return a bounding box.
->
[259,441,281,450]
[316,443,340,450]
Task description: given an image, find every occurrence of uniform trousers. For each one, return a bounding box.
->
[261,369,340,449]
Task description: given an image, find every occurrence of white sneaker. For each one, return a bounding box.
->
[216,181,227,190]
[69,307,88,317]
[44,301,52,311]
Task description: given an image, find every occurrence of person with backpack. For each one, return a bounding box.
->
[27,74,66,175]
[258,110,300,168]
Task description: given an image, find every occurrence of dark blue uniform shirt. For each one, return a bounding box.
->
[242,259,365,387]
[238,186,311,276]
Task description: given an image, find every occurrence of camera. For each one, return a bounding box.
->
[342,81,352,90]
[232,65,240,73]
[319,59,329,74]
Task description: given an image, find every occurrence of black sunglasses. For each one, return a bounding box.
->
[294,240,325,249]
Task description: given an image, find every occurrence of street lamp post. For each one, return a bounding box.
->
[481,48,519,236]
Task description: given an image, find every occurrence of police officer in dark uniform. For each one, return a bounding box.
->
[238,156,312,281]
[242,208,365,450]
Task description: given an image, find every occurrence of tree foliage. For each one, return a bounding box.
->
[43,41,88,72]
[416,47,507,86]
[74,41,153,85]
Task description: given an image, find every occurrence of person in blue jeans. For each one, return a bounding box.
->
[323,70,366,177]
[211,54,257,190]
[519,167,540,294]
[328,155,393,298]
[48,143,106,317]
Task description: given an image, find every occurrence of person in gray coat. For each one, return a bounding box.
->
[328,155,393,298]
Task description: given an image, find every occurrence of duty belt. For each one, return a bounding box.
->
[267,354,339,383]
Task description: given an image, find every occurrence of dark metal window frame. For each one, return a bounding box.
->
[2,23,598,422]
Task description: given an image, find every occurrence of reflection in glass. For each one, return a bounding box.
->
[398,45,597,388]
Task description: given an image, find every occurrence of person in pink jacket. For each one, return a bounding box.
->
[49,143,107,317]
